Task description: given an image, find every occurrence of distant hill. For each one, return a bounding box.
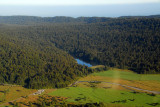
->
[0,16,111,24]
[0,15,160,25]
[120,15,160,18]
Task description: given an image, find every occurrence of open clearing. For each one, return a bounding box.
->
[0,85,57,107]
[49,87,160,107]
[91,69,160,81]
[78,68,160,91]
[49,68,160,107]
[0,85,37,106]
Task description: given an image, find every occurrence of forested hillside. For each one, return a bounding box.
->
[45,18,159,74]
[0,25,93,89]
[0,16,160,89]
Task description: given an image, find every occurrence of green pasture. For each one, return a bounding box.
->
[49,69,160,106]
[91,70,160,81]
[49,87,160,107]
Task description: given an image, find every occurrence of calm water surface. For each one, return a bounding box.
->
[75,59,92,67]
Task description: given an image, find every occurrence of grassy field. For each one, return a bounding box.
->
[0,87,57,107]
[49,87,160,107]
[91,69,160,81]
[78,68,160,91]
[0,85,36,106]
[49,68,160,107]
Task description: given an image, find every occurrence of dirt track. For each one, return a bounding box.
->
[72,81,160,94]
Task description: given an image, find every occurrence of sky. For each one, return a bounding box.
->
[0,0,160,17]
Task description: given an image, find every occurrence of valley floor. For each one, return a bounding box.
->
[1,68,160,107]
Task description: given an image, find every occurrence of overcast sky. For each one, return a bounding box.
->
[0,0,160,17]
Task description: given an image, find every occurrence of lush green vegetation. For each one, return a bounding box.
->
[46,18,160,74]
[1,16,159,74]
[79,69,160,92]
[49,86,160,107]
[92,70,160,81]
[0,25,95,89]
[1,69,160,107]
[0,16,160,90]
[48,69,160,107]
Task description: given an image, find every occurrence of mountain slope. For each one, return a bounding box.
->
[0,25,92,89]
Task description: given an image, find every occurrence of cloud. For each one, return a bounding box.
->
[0,0,159,5]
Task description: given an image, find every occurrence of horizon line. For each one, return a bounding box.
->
[0,14,160,18]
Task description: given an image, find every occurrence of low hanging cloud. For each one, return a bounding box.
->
[0,0,159,5]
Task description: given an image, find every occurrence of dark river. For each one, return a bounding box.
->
[75,59,92,67]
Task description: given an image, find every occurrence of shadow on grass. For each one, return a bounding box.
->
[146,103,160,106]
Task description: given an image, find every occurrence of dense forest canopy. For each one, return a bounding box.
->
[0,15,160,88]
[0,24,94,89]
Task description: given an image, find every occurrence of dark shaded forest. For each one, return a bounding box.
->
[0,16,160,88]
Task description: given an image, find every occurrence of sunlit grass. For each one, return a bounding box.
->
[49,87,160,107]
[0,85,36,105]
[48,68,160,106]
[78,69,160,91]
[91,69,160,81]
